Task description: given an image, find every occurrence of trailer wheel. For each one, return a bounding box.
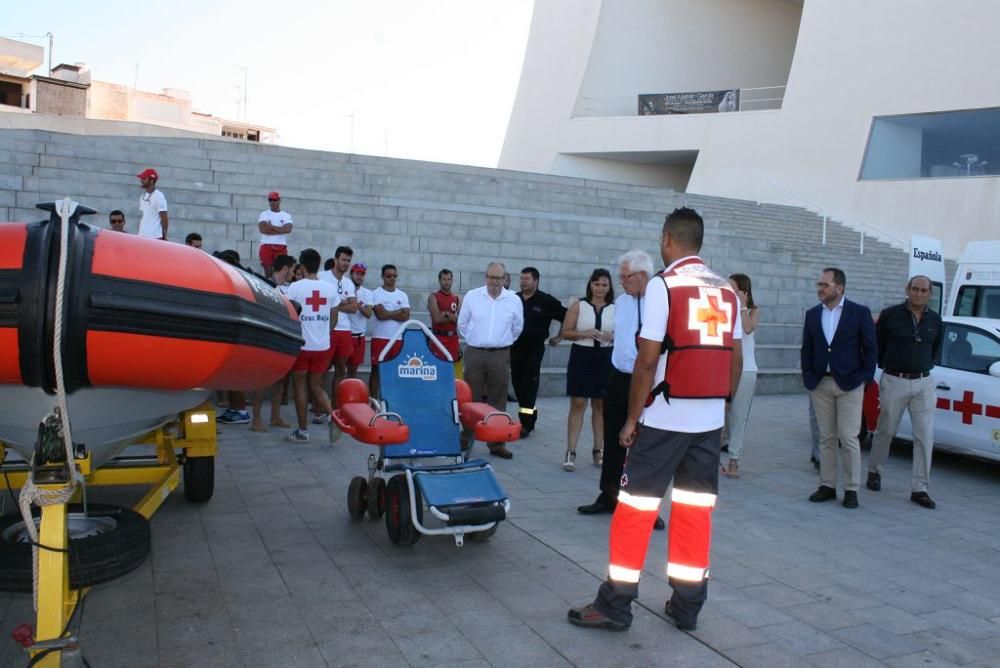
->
[0,504,150,593]
[183,455,215,502]
[367,477,386,520]
[347,477,368,520]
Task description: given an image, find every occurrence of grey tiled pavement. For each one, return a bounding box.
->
[1,394,999,667]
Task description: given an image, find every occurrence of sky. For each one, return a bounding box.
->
[4,0,535,167]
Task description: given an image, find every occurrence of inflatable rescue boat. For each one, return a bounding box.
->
[0,201,303,466]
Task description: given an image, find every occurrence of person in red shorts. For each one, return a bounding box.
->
[258,191,293,277]
[284,248,340,443]
[347,263,374,379]
[428,268,463,376]
[370,264,410,400]
[318,246,359,406]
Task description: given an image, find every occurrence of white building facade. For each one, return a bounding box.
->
[499,0,1000,256]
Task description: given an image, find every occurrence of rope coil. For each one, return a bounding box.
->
[17,198,80,610]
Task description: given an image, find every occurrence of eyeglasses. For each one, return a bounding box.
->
[816,282,835,288]
[618,271,639,283]
[267,198,279,202]
[383,273,398,279]
[486,274,505,281]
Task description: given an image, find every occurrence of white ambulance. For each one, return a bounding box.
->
[863,238,1000,461]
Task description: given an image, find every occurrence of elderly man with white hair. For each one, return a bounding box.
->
[576,250,663,530]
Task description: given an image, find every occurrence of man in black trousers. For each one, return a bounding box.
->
[511,267,566,437]
[577,250,664,530]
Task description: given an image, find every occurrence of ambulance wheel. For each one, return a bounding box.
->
[0,503,150,593]
[347,477,368,521]
[385,475,422,546]
[183,455,215,503]
[367,477,386,520]
[468,524,498,542]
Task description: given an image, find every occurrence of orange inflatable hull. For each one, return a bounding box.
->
[0,202,302,394]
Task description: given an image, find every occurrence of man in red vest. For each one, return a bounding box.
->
[568,207,743,632]
[428,268,463,376]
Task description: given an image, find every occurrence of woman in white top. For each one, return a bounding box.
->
[559,269,615,471]
[725,273,759,478]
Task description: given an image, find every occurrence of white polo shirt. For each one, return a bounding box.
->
[639,258,743,433]
[319,270,357,332]
[138,189,168,239]
[371,287,410,340]
[258,209,292,246]
[458,286,524,348]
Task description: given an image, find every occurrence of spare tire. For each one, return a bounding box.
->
[0,503,151,593]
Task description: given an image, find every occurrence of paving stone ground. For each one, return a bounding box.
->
[1,393,999,667]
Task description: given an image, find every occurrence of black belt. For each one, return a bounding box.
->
[884,369,929,379]
[432,330,457,337]
[351,333,364,338]
[469,345,509,352]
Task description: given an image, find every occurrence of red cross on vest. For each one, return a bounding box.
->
[696,295,729,338]
[305,290,327,312]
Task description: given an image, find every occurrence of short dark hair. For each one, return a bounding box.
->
[335,246,353,259]
[907,274,932,290]
[300,248,322,274]
[185,232,202,245]
[214,249,241,267]
[663,207,704,252]
[823,267,846,287]
[273,254,295,272]
[438,269,453,280]
[585,268,614,302]
[521,267,540,282]
[109,210,125,221]
[381,264,397,276]
[323,258,336,271]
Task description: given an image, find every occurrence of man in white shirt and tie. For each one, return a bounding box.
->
[459,261,524,458]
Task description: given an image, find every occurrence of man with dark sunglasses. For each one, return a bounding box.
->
[258,190,293,277]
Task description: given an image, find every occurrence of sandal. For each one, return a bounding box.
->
[725,459,740,479]
[270,418,291,428]
[250,424,268,433]
[593,449,603,467]
[562,450,576,472]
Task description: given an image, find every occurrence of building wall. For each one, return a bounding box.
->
[500,0,1000,256]
[33,79,87,117]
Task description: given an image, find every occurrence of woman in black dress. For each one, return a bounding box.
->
[560,269,614,471]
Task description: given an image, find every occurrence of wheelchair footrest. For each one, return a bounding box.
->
[442,504,507,526]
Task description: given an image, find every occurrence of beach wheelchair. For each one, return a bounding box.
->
[332,321,519,546]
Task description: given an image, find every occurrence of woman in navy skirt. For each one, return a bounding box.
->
[560,268,615,471]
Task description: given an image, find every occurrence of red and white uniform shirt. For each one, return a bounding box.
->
[286,278,340,351]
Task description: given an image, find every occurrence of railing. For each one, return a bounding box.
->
[756,175,828,246]
[755,175,908,254]
[573,85,785,118]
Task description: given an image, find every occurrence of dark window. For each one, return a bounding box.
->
[940,324,1000,374]
[0,81,23,108]
[954,285,1000,318]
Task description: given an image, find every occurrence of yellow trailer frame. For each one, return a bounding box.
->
[0,402,217,667]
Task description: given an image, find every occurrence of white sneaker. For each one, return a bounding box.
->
[562,450,576,472]
[286,429,310,443]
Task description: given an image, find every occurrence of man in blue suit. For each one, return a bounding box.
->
[801,268,877,508]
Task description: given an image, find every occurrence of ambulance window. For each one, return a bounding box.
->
[954,286,978,317]
[941,324,1000,373]
[983,287,1000,318]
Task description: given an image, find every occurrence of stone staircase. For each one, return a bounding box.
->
[0,127,946,395]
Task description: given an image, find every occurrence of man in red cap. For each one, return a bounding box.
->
[136,168,169,240]
[347,262,374,380]
[258,191,293,277]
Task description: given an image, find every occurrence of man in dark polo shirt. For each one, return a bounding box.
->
[866,275,943,509]
[512,267,567,437]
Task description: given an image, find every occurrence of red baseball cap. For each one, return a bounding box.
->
[136,168,158,181]
[267,191,281,200]
[350,262,367,275]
